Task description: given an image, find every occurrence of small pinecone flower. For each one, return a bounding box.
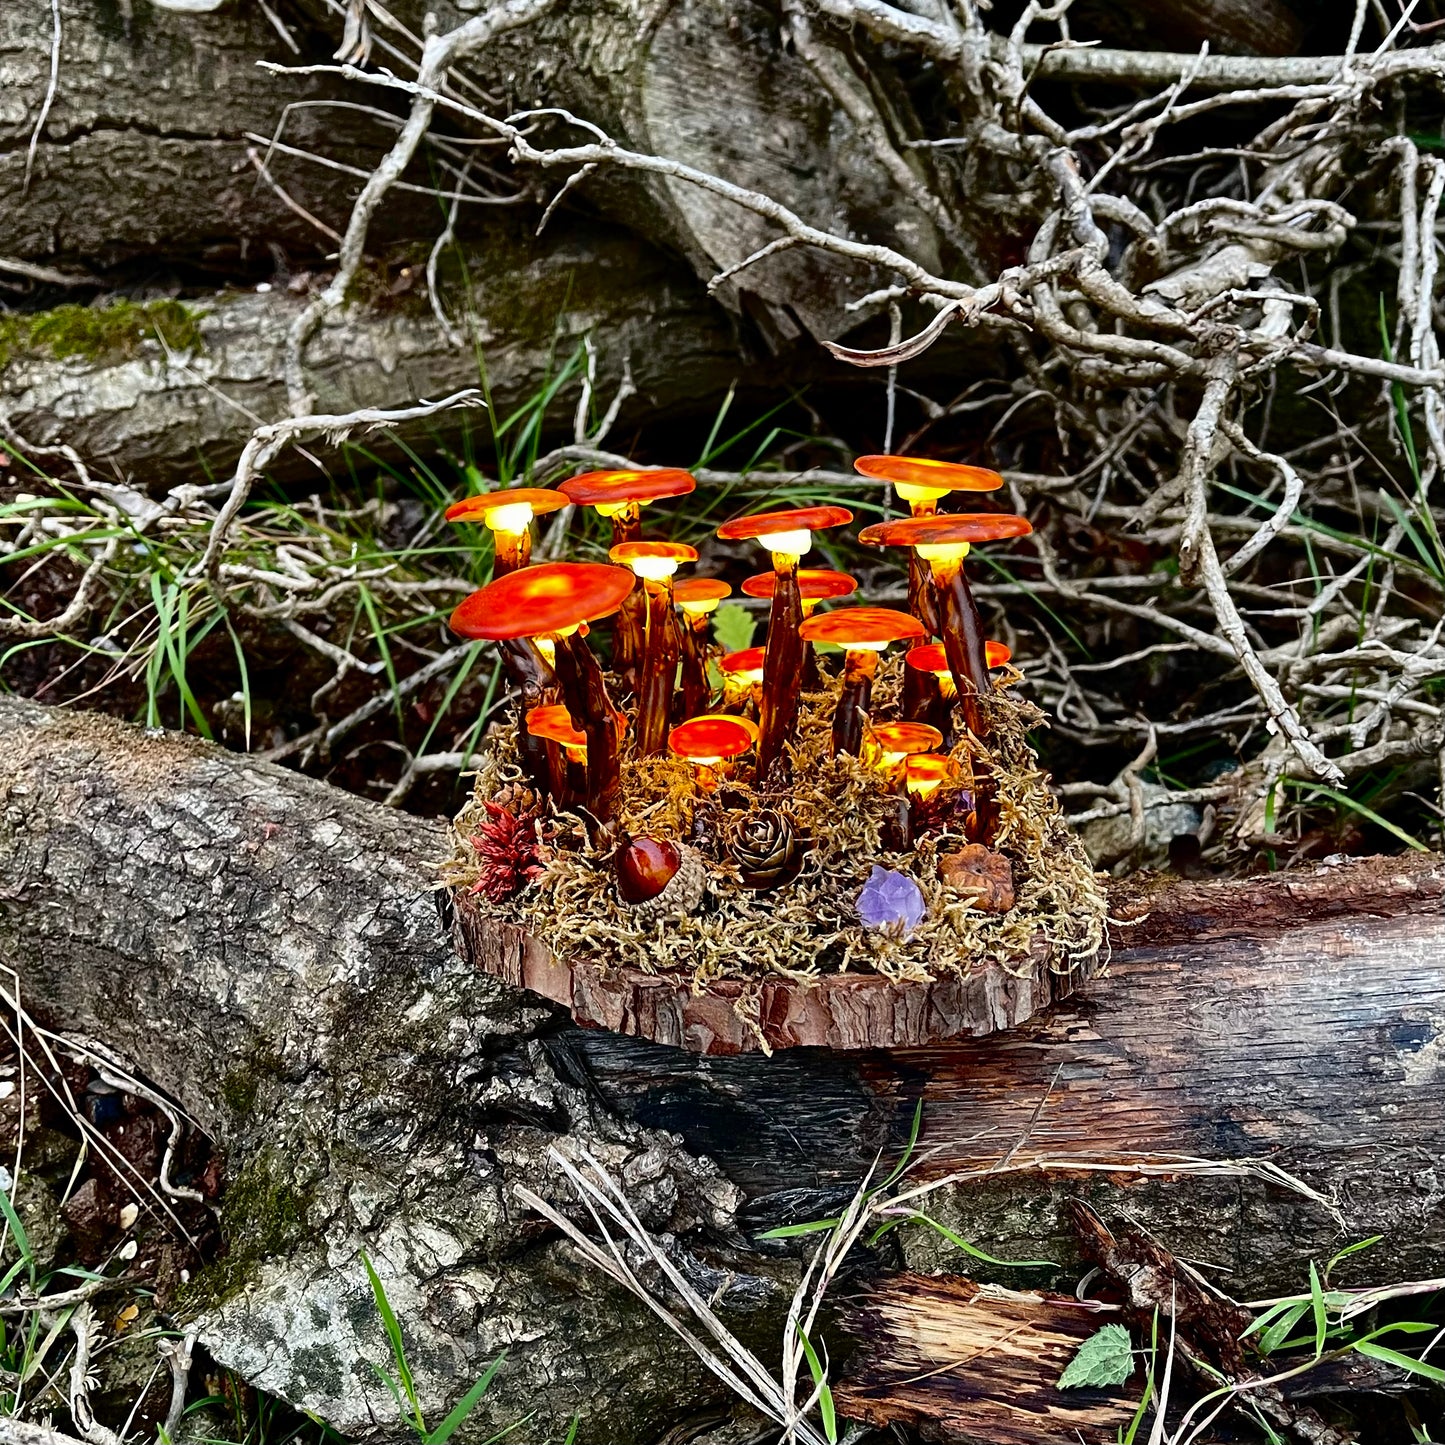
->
[728,808,805,890]
[490,781,541,817]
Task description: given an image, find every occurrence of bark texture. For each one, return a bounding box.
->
[4,695,1444,1440]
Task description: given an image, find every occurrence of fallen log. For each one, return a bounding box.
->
[3,694,1444,1443]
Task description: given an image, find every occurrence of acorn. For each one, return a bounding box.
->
[615,835,707,922]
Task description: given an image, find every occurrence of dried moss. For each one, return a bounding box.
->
[0,299,204,372]
[446,658,1107,1017]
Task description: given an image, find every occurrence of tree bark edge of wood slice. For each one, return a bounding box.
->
[450,891,1094,1054]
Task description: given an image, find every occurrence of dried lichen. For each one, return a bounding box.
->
[445,657,1107,991]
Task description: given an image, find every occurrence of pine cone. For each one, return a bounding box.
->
[728,808,805,890]
[491,781,541,817]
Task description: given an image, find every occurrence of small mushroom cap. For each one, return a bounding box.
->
[854,455,1003,492]
[673,578,732,607]
[608,540,699,565]
[669,713,759,761]
[906,752,957,786]
[741,568,858,602]
[716,505,852,541]
[558,468,696,506]
[798,606,925,648]
[445,487,569,524]
[449,561,635,640]
[525,703,587,749]
[858,513,1033,548]
[719,645,767,675]
[907,640,1011,672]
[871,721,944,756]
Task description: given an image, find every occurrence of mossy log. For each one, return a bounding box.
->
[3,694,1445,1442]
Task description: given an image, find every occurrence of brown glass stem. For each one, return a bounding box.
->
[492,527,531,576]
[609,508,645,684]
[755,558,804,784]
[635,582,680,755]
[902,663,935,723]
[553,632,623,819]
[832,648,877,756]
[931,559,991,741]
[678,616,711,717]
[499,639,554,792]
[907,552,942,636]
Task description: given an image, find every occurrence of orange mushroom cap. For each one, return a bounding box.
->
[445,487,569,524]
[905,753,958,791]
[858,513,1033,548]
[798,606,925,648]
[716,505,852,542]
[741,568,857,602]
[525,703,587,750]
[608,540,698,566]
[871,721,944,756]
[907,640,1011,672]
[449,561,635,641]
[854,456,1003,493]
[673,578,732,607]
[669,713,759,762]
[720,645,767,675]
[558,468,696,506]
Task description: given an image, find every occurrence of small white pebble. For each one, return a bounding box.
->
[180,1269,190,1285]
[255,281,273,293]
[118,1239,138,1261]
[118,1202,139,1229]
[0,1081,15,1099]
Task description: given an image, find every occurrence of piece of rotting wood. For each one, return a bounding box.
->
[450,895,1095,1054]
[835,1273,1139,1445]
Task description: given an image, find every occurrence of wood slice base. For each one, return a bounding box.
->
[449,893,1092,1054]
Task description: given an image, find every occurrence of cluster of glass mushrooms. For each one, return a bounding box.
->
[447,456,1032,843]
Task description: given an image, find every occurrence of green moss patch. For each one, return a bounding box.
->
[0,299,204,372]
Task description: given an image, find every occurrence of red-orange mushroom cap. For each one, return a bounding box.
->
[854,455,1003,502]
[558,468,696,511]
[526,703,587,751]
[871,721,944,758]
[673,577,732,614]
[907,640,1011,673]
[716,505,852,559]
[669,713,758,763]
[741,568,857,604]
[799,606,925,650]
[449,561,635,641]
[608,539,698,581]
[905,752,957,796]
[445,487,569,528]
[858,513,1033,550]
[720,645,766,679]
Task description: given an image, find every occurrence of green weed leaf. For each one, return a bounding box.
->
[711,602,756,654]
[1058,1324,1135,1390]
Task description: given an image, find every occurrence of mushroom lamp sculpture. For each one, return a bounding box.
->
[716,505,852,781]
[904,639,1011,731]
[450,561,635,818]
[719,646,766,709]
[525,702,589,804]
[560,468,696,678]
[742,567,856,689]
[610,540,698,755]
[797,606,925,756]
[905,753,957,801]
[668,712,759,792]
[869,720,944,776]
[445,487,569,576]
[854,456,1002,626]
[858,513,1031,740]
[672,578,731,715]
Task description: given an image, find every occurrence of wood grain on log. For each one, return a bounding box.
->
[452,893,1091,1053]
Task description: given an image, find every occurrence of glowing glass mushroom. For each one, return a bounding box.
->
[858,512,1031,741]
[609,540,698,755]
[668,712,759,792]
[716,505,852,781]
[869,720,944,774]
[854,456,1002,626]
[445,487,569,576]
[904,639,1011,734]
[450,561,635,818]
[719,646,766,709]
[905,753,957,800]
[672,578,731,715]
[559,469,696,679]
[797,606,925,756]
[742,568,857,690]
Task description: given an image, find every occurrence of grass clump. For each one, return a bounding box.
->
[0,298,203,371]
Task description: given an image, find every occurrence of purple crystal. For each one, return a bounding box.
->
[856,865,926,937]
